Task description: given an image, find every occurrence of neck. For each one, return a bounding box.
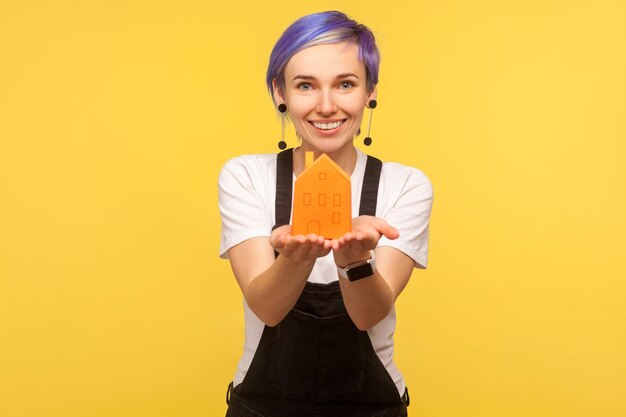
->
[293,144,357,176]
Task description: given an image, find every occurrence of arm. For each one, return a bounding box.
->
[219,157,333,326]
[331,216,415,331]
[228,227,331,326]
[334,165,434,330]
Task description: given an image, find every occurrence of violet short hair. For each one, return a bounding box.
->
[266,11,380,102]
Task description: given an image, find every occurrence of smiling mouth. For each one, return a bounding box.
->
[309,120,345,131]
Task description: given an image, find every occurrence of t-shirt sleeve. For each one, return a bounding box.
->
[218,157,274,259]
[377,167,433,269]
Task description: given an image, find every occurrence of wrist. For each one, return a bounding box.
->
[276,252,316,270]
[336,250,376,282]
[334,250,373,269]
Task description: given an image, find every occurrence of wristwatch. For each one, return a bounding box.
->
[337,250,376,282]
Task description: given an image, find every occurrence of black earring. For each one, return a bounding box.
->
[277,104,287,150]
[363,100,377,146]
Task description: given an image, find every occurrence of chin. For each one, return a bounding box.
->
[311,139,354,155]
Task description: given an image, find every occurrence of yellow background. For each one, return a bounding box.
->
[1,0,625,416]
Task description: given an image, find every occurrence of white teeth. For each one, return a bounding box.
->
[312,120,343,130]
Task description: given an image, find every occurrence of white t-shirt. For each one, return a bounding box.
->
[218,148,433,395]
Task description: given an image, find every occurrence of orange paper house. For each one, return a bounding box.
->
[292,152,351,238]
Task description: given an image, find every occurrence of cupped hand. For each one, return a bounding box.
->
[331,216,399,266]
[271,225,332,262]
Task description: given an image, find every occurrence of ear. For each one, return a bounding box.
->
[272,78,286,104]
[367,87,377,104]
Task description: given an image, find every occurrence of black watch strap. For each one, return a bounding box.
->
[346,261,375,281]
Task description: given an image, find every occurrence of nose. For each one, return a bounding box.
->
[316,90,337,115]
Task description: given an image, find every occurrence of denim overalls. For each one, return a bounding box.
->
[226,149,409,417]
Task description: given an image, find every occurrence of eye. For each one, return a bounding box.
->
[297,82,313,91]
[338,81,354,90]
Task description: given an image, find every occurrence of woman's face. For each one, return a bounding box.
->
[276,41,376,156]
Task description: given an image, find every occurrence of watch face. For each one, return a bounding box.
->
[347,262,374,281]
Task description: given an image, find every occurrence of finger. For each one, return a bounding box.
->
[305,234,324,244]
[270,235,284,248]
[371,219,399,239]
[270,225,290,248]
[352,230,376,243]
[342,232,357,242]
[294,234,306,244]
[284,235,303,251]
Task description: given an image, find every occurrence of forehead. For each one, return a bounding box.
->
[284,42,365,79]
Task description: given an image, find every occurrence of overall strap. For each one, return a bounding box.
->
[359,155,383,216]
[274,150,383,225]
[274,148,294,229]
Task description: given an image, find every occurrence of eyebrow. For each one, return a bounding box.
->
[292,73,360,81]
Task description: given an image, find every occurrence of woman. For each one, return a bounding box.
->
[219,11,433,417]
